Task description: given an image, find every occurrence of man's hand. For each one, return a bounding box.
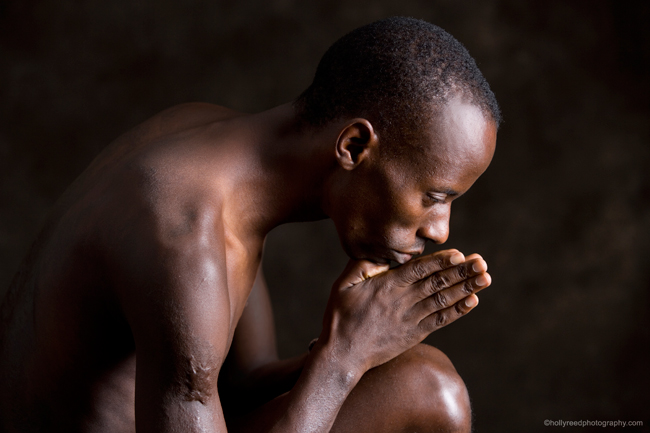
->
[317,249,491,375]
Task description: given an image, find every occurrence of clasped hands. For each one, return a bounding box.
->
[317,249,491,375]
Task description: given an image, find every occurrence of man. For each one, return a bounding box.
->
[0,17,500,432]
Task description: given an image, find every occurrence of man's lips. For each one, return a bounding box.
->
[392,250,422,264]
[361,247,424,265]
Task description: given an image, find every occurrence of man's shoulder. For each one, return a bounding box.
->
[153,102,244,132]
[105,102,243,158]
[93,102,254,289]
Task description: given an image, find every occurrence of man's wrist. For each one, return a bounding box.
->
[308,338,365,388]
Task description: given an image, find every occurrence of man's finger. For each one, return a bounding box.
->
[465,253,484,264]
[413,272,491,317]
[411,257,487,300]
[335,259,391,289]
[418,294,480,334]
[392,249,465,284]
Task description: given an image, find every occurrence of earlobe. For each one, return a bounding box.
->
[335,119,378,170]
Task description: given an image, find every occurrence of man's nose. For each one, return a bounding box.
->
[417,213,450,245]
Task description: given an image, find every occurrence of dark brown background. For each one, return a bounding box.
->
[1,1,648,431]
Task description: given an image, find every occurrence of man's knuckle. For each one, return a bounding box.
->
[427,273,450,293]
[457,264,468,279]
[434,311,447,327]
[422,280,435,296]
[435,255,447,269]
[461,280,474,295]
[423,281,436,296]
[431,291,448,309]
[409,260,429,281]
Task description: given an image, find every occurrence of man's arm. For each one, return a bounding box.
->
[113,224,232,433]
[114,211,488,433]
[230,250,490,432]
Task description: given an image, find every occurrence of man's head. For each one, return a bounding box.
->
[324,96,496,264]
[299,17,500,263]
[294,17,501,145]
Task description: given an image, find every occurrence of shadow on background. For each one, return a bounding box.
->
[1,1,648,431]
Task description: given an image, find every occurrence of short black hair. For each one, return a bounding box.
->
[294,17,501,143]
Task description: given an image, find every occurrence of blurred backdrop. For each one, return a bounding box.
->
[1,1,648,431]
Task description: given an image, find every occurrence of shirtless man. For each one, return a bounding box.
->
[0,17,500,433]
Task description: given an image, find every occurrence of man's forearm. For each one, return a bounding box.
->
[227,352,309,412]
[268,342,362,433]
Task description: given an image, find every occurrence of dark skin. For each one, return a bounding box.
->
[0,96,496,432]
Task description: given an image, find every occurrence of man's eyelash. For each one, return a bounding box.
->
[425,194,444,204]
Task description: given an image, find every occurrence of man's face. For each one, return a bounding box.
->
[331,98,497,264]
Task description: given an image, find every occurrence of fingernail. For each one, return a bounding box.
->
[465,295,478,308]
[476,275,488,286]
[472,260,485,272]
[450,253,464,265]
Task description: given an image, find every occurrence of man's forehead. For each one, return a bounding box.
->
[400,101,496,184]
[426,100,495,157]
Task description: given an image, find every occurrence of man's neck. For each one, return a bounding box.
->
[217,103,336,239]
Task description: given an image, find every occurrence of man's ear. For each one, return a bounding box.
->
[335,119,378,170]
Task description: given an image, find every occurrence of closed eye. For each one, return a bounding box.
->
[424,193,445,206]
[424,187,460,206]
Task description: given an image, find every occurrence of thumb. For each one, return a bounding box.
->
[336,259,390,289]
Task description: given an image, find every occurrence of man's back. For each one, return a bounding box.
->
[0,103,250,431]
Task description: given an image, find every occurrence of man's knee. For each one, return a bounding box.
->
[384,344,471,433]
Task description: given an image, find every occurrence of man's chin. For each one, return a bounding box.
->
[345,253,389,265]
[368,256,393,265]
[343,247,389,265]
[342,241,414,265]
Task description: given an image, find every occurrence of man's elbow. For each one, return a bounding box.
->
[181,354,219,405]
